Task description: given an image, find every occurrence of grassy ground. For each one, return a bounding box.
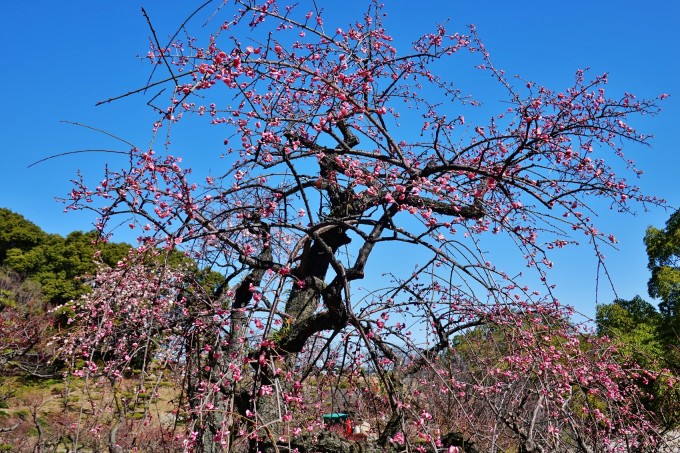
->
[0,374,182,452]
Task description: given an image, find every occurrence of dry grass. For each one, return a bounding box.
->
[0,373,183,452]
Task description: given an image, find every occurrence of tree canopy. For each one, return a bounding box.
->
[0,208,130,305]
[0,208,47,263]
[596,296,663,364]
[646,210,680,318]
[643,209,680,371]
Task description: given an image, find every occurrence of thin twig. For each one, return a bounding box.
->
[95,72,194,106]
[60,121,137,148]
[141,7,179,89]
[28,150,130,168]
[146,0,216,87]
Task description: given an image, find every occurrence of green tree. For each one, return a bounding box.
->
[596,296,680,428]
[596,296,664,368]
[645,210,680,367]
[0,209,131,305]
[0,208,47,263]
[645,210,680,317]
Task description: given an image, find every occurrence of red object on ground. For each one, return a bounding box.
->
[345,417,352,435]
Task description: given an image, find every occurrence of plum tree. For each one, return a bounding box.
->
[59,1,673,451]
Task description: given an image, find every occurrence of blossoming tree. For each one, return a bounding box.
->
[60,0,672,451]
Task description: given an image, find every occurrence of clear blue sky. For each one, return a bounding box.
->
[1,0,678,319]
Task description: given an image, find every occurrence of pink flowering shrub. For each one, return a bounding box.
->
[410,306,659,450]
